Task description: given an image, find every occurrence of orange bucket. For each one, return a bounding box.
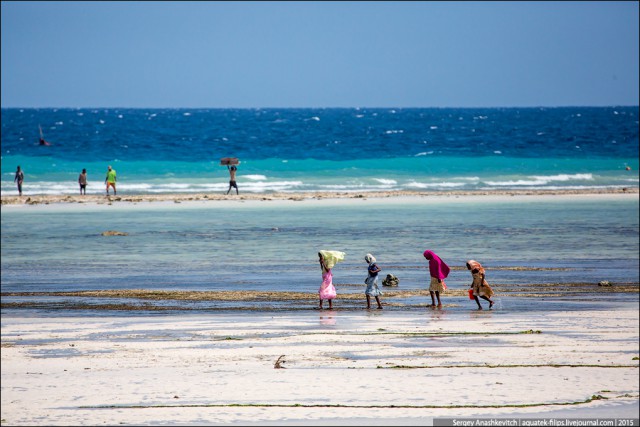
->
[468,289,475,300]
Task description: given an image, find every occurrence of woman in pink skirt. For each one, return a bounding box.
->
[317,250,345,309]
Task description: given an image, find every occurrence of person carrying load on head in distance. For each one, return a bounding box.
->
[220,157,240,195]
[226,164,239,195]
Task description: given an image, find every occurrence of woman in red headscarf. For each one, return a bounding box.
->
[466,260,495,310]
[423,250,450,308]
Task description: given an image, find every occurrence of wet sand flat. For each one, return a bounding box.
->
[1,303,638,425]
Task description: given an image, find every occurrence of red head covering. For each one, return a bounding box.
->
[423,250,450,280]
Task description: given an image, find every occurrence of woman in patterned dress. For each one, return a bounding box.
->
[364,253,383,309]
[466,259,495,310]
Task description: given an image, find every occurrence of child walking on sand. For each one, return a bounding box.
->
[466,260,495,310]
[317,250,345,310]
[364,253,383,309]
[423,250,450,308]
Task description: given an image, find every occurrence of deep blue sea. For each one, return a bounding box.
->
[1,107,638,195]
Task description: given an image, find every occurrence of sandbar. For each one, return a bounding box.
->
[1,188,638,208]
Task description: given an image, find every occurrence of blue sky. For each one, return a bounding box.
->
[1,1,638,108]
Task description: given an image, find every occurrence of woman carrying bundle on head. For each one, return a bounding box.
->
[317,250,345,310]
[364,253,383,309]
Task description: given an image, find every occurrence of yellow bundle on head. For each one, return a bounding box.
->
[319,250,346,269]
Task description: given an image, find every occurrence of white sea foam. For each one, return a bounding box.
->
[530,173,593,181]
[485,174,594,187]
[484,179,550,186]
[239,180,303,191]
[406,181,466,189]
[479,184,630,191]
[318,183,398,192]
[243,174,268,181]
[373,178,397,185]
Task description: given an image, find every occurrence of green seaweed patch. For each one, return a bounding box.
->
[632,357,639,360]
[80,392,613,410]
[335,330,543,336]
[378,364,639,369]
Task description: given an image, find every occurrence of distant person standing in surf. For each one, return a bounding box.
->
[79,169,88,195]
[105,165,117,196]
[14,165,24,196]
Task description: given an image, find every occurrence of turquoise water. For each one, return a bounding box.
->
[1,196,638,302]
[2,107,638,195]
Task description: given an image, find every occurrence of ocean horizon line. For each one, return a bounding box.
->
[3,105,640,112]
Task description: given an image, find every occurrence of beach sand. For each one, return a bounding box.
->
[1,305,638,426]
[1,188,638,207]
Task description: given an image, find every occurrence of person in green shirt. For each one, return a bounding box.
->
[105,165,117,195]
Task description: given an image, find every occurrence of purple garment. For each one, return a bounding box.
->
[423,250,450,280]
